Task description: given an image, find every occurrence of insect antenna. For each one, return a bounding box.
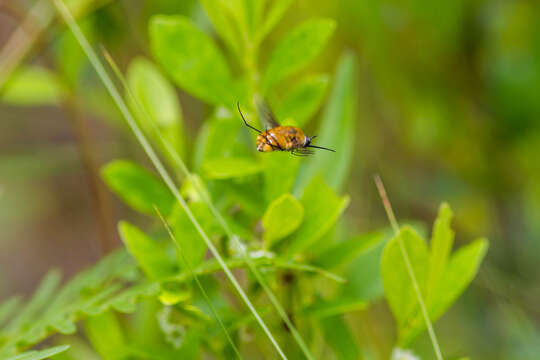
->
[237,101,261,133]
[306,144,336,152]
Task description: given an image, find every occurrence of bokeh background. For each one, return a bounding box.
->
[1,0,540,358]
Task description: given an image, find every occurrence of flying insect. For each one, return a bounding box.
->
[237,100,335,156]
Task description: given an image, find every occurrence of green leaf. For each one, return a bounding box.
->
[294,52,358,193]
[5,270,62,333]
[127,57,185,162]
[245,0,266,37]
[320,315,359,360]
[169,202,219,268]
[263,18,336,92]
[98,282,159,314]
[101,160,174,216]
[301,297,366,318]
[430,238,488,319]
[0,250,154,354]
[85,312,126,360]
[381,227,430,333]
[149,15,236,106]
[262,193,304,246]
[381,207,489,345]
[275,74,329,127]
[2,66,65,106]
[200,0,242,56]
[285,177,349,257]
[263,151,301,204]
[256,0,294,43]
[192,115,242,171]
[427,203,454,301]
[202,157,262,179]
[119,221,178,280]
[314,231,386,270]
[5,345,70,360]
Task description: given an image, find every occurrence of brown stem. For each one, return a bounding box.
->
[62,95,116,254]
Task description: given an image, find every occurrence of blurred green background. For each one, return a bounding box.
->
[1,0,540,358]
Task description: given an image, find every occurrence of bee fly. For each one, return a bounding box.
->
[237,100,335,156]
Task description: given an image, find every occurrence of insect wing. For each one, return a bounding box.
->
[255,97,280,128]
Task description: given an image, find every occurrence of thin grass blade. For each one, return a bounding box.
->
[51,1,286,358]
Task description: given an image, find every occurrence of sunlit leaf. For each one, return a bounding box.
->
[101,160,174,216]
[382,227,430,340]
[119,221,178,280]
[127,57,185,162]
[381,205,489,345]
[202,157,262,179]
[149,15,236,106]
[403,238,489,344]
[263,18,335,91]
[262,193,304,246]
[84,312,126,360]
[427,203,454,301]
[2,66,65,106]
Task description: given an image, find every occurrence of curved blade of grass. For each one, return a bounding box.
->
[103,46,315,360]
[154,206,242,360]
[51,1,286,358]
[374,175,443,360]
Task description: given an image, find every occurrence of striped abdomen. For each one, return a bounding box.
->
[256,126,307,152]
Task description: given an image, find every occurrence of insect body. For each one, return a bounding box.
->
[256,126,308,152]
[237,101,335,156]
